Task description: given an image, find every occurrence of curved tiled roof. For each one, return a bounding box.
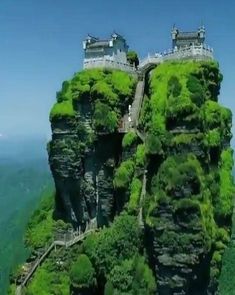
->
[87,40,110,48]
[177,32,199,39]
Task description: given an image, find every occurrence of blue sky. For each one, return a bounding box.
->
[0,0,234,141]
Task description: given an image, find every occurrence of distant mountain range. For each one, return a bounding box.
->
[0,136,52,294]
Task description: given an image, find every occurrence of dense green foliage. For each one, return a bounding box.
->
[25,256,70,295]
[218,244,235,294]
[113,160,135,189]
[200,101,232,148]
[128,178,142,214]
[50,69,136,133]
[106,256,156,294]
[122,131,138,149]
[70,254,96,288]
[138,61,224,157]
[83,213,141,279]
[25,191,73,250]
[50,100,76,120]
[150,154,202,198]
[25,192,54,247]
[93,100,118,133]
[135,144,146,167]
[127,51,139,68]
[215,148,234,220]
[145,153,216,247]
[186,73,205,106]
[167,75,182,98]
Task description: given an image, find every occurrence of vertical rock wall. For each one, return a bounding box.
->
[48,69,136,228]
[140,61,234,294]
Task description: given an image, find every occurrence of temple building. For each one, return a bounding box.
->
[171,26,206,49]
[83,33,129,66]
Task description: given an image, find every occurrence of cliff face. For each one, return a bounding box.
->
[40,61,234,295]
[48,69,136,228]
[140,61,234,294]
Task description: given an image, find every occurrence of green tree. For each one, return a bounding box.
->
[83,213,141,279]
[104,281,114,295]
[93,101,118,133]
[108,256,157,295]
[219,246,235,294]
[167,76,182,98]
[113,160,135,189]
[186,74,204,106]
[127,51,139,68]
[69,254,96,288]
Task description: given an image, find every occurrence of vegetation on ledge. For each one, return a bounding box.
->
[50,69,136,133]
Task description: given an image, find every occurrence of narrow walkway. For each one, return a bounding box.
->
[15,220,97,294]
[131,80,145,128]
[138,44,214,72]
[118,79,145,133]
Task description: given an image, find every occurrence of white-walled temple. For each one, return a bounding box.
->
[83,33,135,73]
[171,26,206,49]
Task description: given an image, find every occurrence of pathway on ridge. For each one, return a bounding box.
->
[15,221,97,295]
[118,78,145,133]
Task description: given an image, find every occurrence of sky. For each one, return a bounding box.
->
[0,0,235,142]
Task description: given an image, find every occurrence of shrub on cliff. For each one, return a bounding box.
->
[151,154,202,197]
[91,81,118,105]
[110,70,136,98]
[122,131,138,149]
[50,69,136,125]
[145,133,163,155]
[25,191,55,248]
[107,256,156,295]
[104,280,114,295]
[135,144,146,167]
[113,160,135,189]
[127,50,139,68]
[186,74,205,106]
[83,213,141,279]
[26,258,70,295]
[204,128,221,148]
[70,254,96,289]
[93,100,118,133]
[148,61,221,136]
[219,245,235,294]
[214,148,234,222]
[201,101,227,130]
[128,178,142,214]
[50,100,75,121]
[167,75,182,98]
[56,80,72,102]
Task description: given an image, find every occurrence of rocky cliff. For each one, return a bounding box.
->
[10,61,234,295]
[48,69,137,228]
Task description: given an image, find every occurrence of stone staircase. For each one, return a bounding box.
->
[118,78,145,134]
[15,220,97,295]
